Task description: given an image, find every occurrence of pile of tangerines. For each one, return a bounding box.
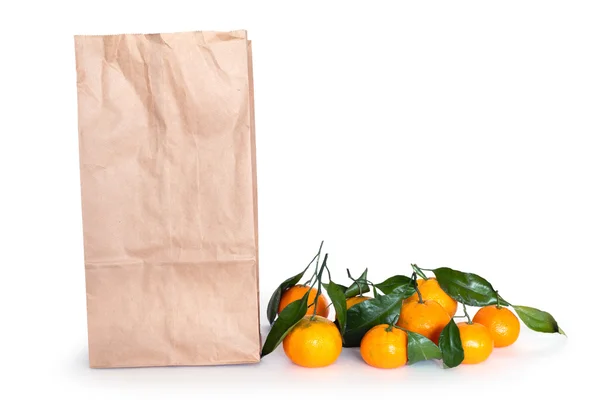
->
[278,278,516,368]
[262,244,564,369]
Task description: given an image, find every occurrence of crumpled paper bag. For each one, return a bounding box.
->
[74,30,260,368]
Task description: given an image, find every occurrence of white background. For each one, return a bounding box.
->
[1,0,599,398]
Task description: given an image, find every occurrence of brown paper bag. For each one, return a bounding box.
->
[74,30,261,368]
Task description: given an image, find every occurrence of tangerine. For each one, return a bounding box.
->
[283,315,342,368]
[404,278,457,317]
[397,299,451,344]
[346,296,371,309]
[457,322,494,364]
[473,305,520,348]
[278,285,329,318]
[360,324,408,369]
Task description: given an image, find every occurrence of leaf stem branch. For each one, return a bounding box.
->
[347,269,368,297]
[313,240,324,281]
[311,253,328,320]
[411,272,424,303]
[463,303,472,324]
[411,264,429,280]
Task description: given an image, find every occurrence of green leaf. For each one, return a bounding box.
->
[438,319,464,368]
[324,280,348,334]
[343,282,415,347]
[406,330,442,365]
[513,305,565,335]
[266,264,312,325]
[336,283,348,293]
[558,327,566,336]
[261,294,309,357]
[345,268,371,298]
[375,275,412,295]
[433,267,502,307]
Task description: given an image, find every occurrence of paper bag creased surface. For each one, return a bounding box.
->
[74,30,260,368]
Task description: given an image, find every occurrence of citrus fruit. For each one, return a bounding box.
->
[457,322,494,364]
[404,278,457,317]
[473,305,520,348]
[283,315,342,368]
[278,285,329,318]
[360,324,408,369]
[397,299,451,344]
[347,296,371,309]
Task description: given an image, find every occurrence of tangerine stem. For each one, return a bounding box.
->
[411,264,429,280]
[463,303,472,324]
[299,250,321,286]
[411,272,424,303]
[305,267,320,310]
[313,240,324,282]
[385,323,395,332]
[346,269,368,297]
[311,253,328,320]
[325,264,332,283]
